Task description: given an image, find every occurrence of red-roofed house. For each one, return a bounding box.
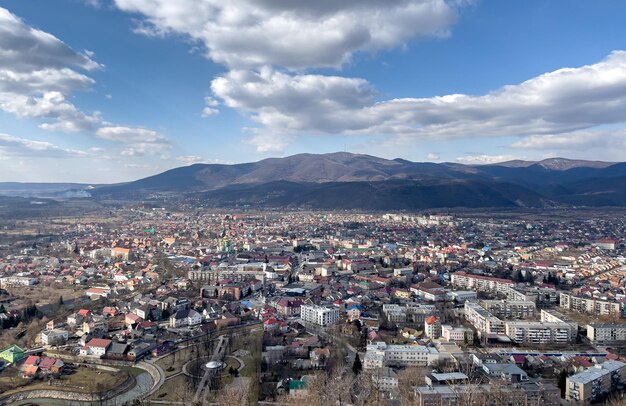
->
[80,338,112,357]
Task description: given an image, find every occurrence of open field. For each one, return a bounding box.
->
[0,364,128,396]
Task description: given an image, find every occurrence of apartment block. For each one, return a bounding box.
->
[480,300,536,319]
[451,272,513,295]
[587,323,626,344]
[559,292,622,316]
[300,304,340,327]
[464,301,505,337]
[504,321,575,344]
[566,360,626,402]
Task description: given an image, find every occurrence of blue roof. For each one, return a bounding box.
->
[346,304,362,310]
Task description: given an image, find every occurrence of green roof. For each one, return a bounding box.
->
[289,380,306,390]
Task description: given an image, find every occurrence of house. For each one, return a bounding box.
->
[86,287,109,300]
[264,318,280,332]
[482,363,529,382]
[79,338,112,357]
[346,304,362,321]
[276,298,303,317]
[0,345,25,364]
[41,329,69,346]
[310,348,330,367]
[125,312,143,326]
[169,309,202,328]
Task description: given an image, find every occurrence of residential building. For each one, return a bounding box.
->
[587,323,626,344]
[464,301,505,337]
[451,272,513,295]
[300,304,340,327]
[559,292,622,316]
[41,329,69,346]
[566,360,626,402]
[504,321,575,344]
[480,300,536,319]
[364,342,439,369]
[424,316,441,339]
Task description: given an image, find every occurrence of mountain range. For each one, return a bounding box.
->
[4,152,626,209]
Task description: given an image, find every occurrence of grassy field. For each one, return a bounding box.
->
[148,374,194,403]
[0,365,128,396]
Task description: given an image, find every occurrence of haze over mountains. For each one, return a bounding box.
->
[3,152,626,209]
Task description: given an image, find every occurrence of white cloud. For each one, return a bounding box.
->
[114,0,460,70]
[426,153,440,160]
[0,133,90,158]
[0,7,104,133]
[455,154,522,165]
[201,107,219,117]
[96,126,171,156]
[209,51,626,151]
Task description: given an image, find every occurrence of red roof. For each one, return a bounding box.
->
[24,355,40,366]
[39,357,56,369]
[87,338,112,348]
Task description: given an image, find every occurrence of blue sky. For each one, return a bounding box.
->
[1,0,626,182]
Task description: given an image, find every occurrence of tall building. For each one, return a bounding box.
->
[480,300,536,319]
[424,316,441,339]
[559,292,622,316]
[566,360,626,402]
[300,304,340,327]
[504,321,575,344]
[451,272,514,295]
[464,301,505,337]
[587,324,626,344]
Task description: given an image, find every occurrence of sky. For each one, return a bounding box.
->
[1,0,626,183]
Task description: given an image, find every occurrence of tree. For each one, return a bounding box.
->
[352,353,362,375]
[58,296,64,306]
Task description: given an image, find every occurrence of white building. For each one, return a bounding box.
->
[364,342,439,369]
[41,329,69,346]
[504,321,575,344]
[560,292,622,316]
[441,325,473,343]
[300,305,340,327]
[424,316,441,339]
[464,301,505,337]
[587,324,626,344]
[451,272,513,295]
[567,360,626,402]
[480,300,536,319]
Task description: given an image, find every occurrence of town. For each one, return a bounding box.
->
[0,207,625,405]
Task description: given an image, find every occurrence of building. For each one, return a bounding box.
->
[587,323,626,344]
[464,301,505,337]
[0,345,25,364]
[540,309,579,332]
[79,338,112,357]
[451,272,513,295]
[0,276,38,288]
[371,367,398,391]
[41,329,69,346]
[441,325,473,344]
[480,300,536,319]
[566,360,626,402]
[424,316,441,339]
[169,309,202,328]
[364,342,439,369]
[594,239,617,250]
[504,321,575,344]
[300,304,340,327]
[414,382,559,406]
[276,298,303,317]
[559,292,622,316]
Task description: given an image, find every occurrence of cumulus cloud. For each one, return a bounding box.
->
[209,51,626,151]
[114,0,459,70]
[96,126,170,156]
[511,128,626,152]
[0,133,90,159]
[0,7,103,132]
[426,153,440,160]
